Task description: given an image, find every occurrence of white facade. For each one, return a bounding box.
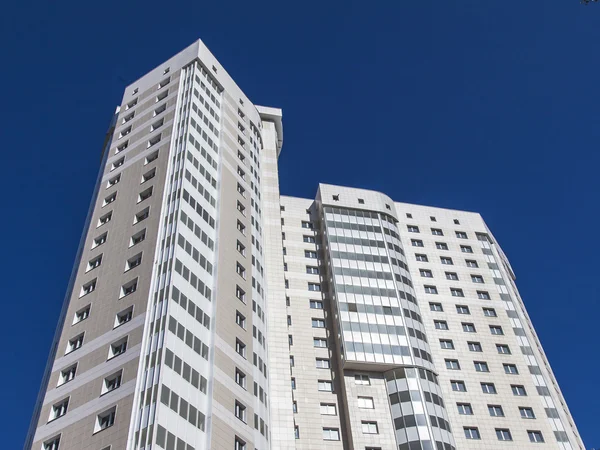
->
[25,39,583,450]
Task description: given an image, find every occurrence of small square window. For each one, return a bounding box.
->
[424,285,438,294]
[58,364,77,386]
[86,254,103,272]
[93,232,108,248]
[145,150,159,165]
[130,229,146,247]
[358,198,364,204]
[134,207,150,224]
[406,213,412,218]
[441,256,453,265]
[66,334,84,354]
[43,435,61,448]
[120,279,138,298]
[148,134,161,147]
[97,211,112,227]
[108,337,128,359]
[80,279,96,297]
[49,398,69,421]
[512,384,527,396]
[137,187,153,203]
[73,305,91,324]
[125,253,142,271]
[156,91,168,102]
[436,242,448,250]
[415,253,428,262]
[94,407,116,433]
[454,219,460,224]
[102,370,123,395]
[115,306,133,328]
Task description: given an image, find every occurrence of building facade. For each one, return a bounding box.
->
[26,40,583,450]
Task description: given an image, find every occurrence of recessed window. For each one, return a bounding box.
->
[520,407,535,418]
[49,398,69,421]
[436,242,448,250]
[440,339,454,349]
[462,322,476,332]
[66,334,84,354]
[312,318,326,328]
[234,400,247,422]
[80,279,96,297]
[361,421,379,434]
[303,235,316,243]
[406,213,412,218]
[411,239,424,247]
[425,285,438,294]
[357,396,374,409]
[92,232,107,248]
[496,429,513,441]
[43,436,61,450]
[237,220,246,235]
[441,256,453,265]
[466,259,478,268]
[471,274,484,283]
[464,427,480,440]
[420,269,433,278]
[235,339,246,358]
[305,250,318,259]
[237,200,246,215]
[358,198,364,204]
[314,337,327,348]
[316,358,330,369]
[130,229,146,247]
[108,337,128,359]
[478,291,491,300]
[355,374,370,385]
[429,302,443,312]
[115,306,133,328]
[236,285,246,303]
[461,245,474,253]
[431,228,443,236]
[451,380,466,392]
[306,266,319,274]
[137,187,153,203]
[156,91,168,102]
[454,219,460,224]
[512,385,527,396]
[145,150,159,165]
[434,320,449,330]
[481,382,497,394]
[488,404,504,416]
[122,112,134,124]
[310,300,324,309]
[154,103,167,116]
[490,325,504,335]
[445,272,459,280]
[125,253,142,271]
[236,310,246,329]
[236,262,246,279]
[234,436,247,450]
[468,341,483,352]
[528,430,544,443]
[430,216,436,222]
[126,98,137,110]
[504,363,519,374]
[320,403,337,415]
[235,368,246,389]
[94,407,116,433]
[87,254,103,272]
[73,305,90,324]
[332,194,339,201]
[107,172,121,188]
[322,427,340,440]
[119,127,131,139]
[415,253,428,262]
[474,361,489,372]
[457,403,473,415]
[236,240,246,256]
[58,364,77,386]
[445,359,460,370]
[301,220,314,229]
[496,344,511,354]
[456,231,468,239]
[456,305,470,314]
[308,282,321,292]
[407,225,419,233]
[102,370,123,395]
[134,207,149,224]
[97,211,112,227]
[148,134,161,147]
[120,279,138,298]
[451,288,464,297]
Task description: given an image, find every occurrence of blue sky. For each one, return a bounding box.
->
[1,1,598,448]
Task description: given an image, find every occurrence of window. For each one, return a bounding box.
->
[305,265,320,275]
[429,302,443,312]
[320,403,337,415]
[58,365,76,386]
[520,407,535,418]
[293,401,297,413]
[436,242,449,250]
[237,220,246,235]
[115,306,133,328]
[43,436,61,450]
[445,359,460,370]
[134,207,149,224]
[312,318,325,328]
[102,370,123,395]
[125,253,142,271]
[431,228,443,236]
[120,279,137,298]
[236,311,246,329]
[237,200,246,215]
[456,305,470,314]
[474,361,489,372]
[93,232,108,248]
[512,385,527,396]
[301,221,313,229]
[103,193,117,207]
[310,300,324,309]
[234,367,247,389]
[358,198,364,204]
[430,216,436,222]
[482,308,497,318]
[451,288,464,297]
[496,344,511,354]
[156,91,168,102]
[235,436,247,450]
[235,339,246,358]
[411,239,424,247]
[305,250,318,259]
[454,219,460,224]
[462,322,476,332]
[66,334,84,354]
[468,342,482,352]
[455,231,468,239]
[496,429,512,441]
[461,245,474,253]
[322,428,340,441]
[308,282,321,292]
[318,380,333,392]
[466,259,478,268]
[108,337,127,359]
[464,427,480,440]
[236,262,246,279]
[303,235,316,243]
[145,150,159,165]
[528,430,544,443]
[291,378,296,389]
[97,211,112,227]
[504,364,519,374]
[457,403,473,415]
[440,339,454,349]
[425,285,438,294]
[441,256,453,265]
[445,272,458,280]
[294,426,299,439]
[361,421,379,434]
[481,382,497,394]
[406,213,412,218]
[478,291,491,300]
[471,275,484,283]
[490,325,504,335]
[137,187,153,203]
[236,285,246,303]
[237,182,246,197]
[236,240,246,256]
[154,103,166,116]
[415,253,428,262]
[119,127,131,139]
[73,305,90,324]
[407,225,419,233]
[314,338,327,348]
[49,398,69,421]
[316,358,330,369]
[451,380,466,392]
[130,229,146,246]
[95,407,116,433]
[434,320,448,330]
[107,174,121,188]
[357,396,374,409]
[87,254,102,272]
[355,374,370,385]
[288,335,293,345]
[420,269,433,278]
[234,401,247,422]
[111,157,125,171]
[158,77,170,89]
[488,404,504,417]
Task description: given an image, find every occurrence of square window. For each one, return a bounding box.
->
[478,291,491,300]
[102,370,123,395]
[451,380,466,391]
[130,229,146,247]
[496,428,512,441]
[92,232,107,248]
[361,421,378,434]
[134,207,149,224]
[431,228,443,236]
[445,272,458,280]
[456,305,470,314]
[125,253,142,271]
[456,231,468,239]
[489,404,504,417]
[137,187,153,203]
[411,239,424,247]
[73,305,90,324]
[323,427,340,440]
[490,325,504,335]
[466,259,478,268]
[504,363,519,374]
[107,174,121,187]
[457,403,473,415]
[454,219,460,224]
[445,359,460,370]
[429,302,443,312]
[481,382,497,394]
[58,365,77,386]
[434,320,449,330]
[528,430,544,443]
[120,279,138,298]
[496,344,511,354]
[49,398,69,421]
[436,242,448,250]
[440,339,454,349]
[115,306,133,328]
[145,150,159,165]
[461,245,474,253]
[108,337,128,359]
[235,368,247,389]
[425,285,438,294]
[462,322,476,332]
[314,337,327,348]
[441,256,453,265]
[512,385,527,396]
[464,426,481,439]
[420,269,433,278]
[318,380,333,392]
[43,436,61,450]
[520,407,535,419]
[97,211,112,227]
[407,225,420,233]
[80,279,96,297]
[451,288,464,297]
[355,374,370,385]
[468,341,482,352]
[471,274,484,283]
[87,254,103,272]
[415,253,428,262]
[474,361,489,372]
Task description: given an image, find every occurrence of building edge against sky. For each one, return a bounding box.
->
[24,39,584,450]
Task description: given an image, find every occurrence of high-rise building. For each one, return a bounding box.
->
[25,40,583,450]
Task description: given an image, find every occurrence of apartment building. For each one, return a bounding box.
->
[25,39,583,450]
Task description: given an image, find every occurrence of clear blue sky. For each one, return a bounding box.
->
[1,1,597,448]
